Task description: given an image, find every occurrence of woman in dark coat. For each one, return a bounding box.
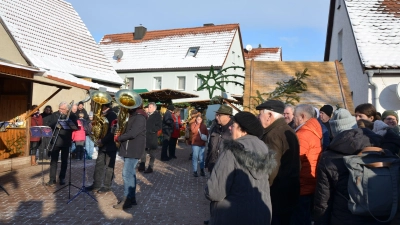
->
[205,111,276,225]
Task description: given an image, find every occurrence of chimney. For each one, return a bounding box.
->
[203,23,214,27]
[134,26,147,40]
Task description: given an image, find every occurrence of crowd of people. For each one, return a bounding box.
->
[27,98,400,224]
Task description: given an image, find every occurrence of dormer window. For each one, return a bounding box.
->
[186,47,200,57]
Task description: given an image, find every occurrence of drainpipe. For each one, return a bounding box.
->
[367,71,379,112]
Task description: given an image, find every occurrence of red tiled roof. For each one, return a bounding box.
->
[243,48,280,59]
[100,24,239,44]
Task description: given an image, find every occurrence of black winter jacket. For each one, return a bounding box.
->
[99,109,118,152]
[43,111,77,148]
[146,111,162,149]
[162,110,174,137]
[118,111,146,158]
[206,119,233,172]
[313,128,392,225]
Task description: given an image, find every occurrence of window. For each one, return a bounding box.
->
[154,77,162,90]
[177,76,186,90]
[128,78,134,89]
[186,47,200,57]
[338,30,343,61]
[197,77,203,90]
[337,0,341,9]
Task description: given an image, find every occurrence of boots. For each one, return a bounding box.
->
[200,169,205,176]
[144,166,153,173]
[113,197,132,209]
[138,162,146,172]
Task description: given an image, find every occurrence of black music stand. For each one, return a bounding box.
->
[67,147,97,208]
[29,126,52,191]
[53,119,79,199]
[0,122,10,132]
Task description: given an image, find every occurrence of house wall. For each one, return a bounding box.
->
[328,0,369,108]
[120,32,245,104]
[32,77,90,113]
[0,22,28,65]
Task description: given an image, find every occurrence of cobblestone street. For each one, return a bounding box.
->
[0,143,209,225]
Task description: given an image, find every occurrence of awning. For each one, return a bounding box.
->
[0,72,71,89]
[139,89,199,103]
[133,89,149,94]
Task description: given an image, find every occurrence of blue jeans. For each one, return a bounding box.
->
[85,136,94,159]
[122,158,138,198]
[192,145,205,172]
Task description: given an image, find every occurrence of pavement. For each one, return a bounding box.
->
[0,142,210,225]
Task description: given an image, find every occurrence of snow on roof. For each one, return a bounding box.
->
[0,0,123,84]
[244,48,281,61]
[99,24,239,71]
[345,0,400,68]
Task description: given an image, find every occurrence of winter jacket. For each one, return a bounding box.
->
[171,114,182,138]
[146,111,162,150]
[118,110,146,158]
[261,117,300,215]
[313,128,392,225]
[43,111,77,148]
[296,118,322,196]
[318,118,330,151]
[185,112,201,144]
[72,120,86,142]
[190,122,208,146]
[30,114,43,142]
[99,109,118,152]
[205,135,276,225]
[162,110,174,137]
[75,108,89,120]
[206,118,233,172]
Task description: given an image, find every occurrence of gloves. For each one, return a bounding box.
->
[47,150,52,157]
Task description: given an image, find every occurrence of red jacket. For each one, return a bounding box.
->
[72,120,86,142]
[190,122,208,146]
[30,115,43,142]
[171,115,182,138]
[296,118,322,196]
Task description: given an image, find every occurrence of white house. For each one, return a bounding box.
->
[99,23,246,103]
[324,0,400,113]
[0,0,123,110]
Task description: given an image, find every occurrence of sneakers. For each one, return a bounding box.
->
[144,166,153,173]
[97,187,111,194]
[137,162,145,172]
[193,171,198,177]
[200,169,205,177]
[86,184,100,192]
[113,197,133,210]
[45,180,56,186]
[59,179,66,185]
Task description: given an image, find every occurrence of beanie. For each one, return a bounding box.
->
[329,108,357,137]
[167,105,175,111]
[233,111,264,138]
[381,110,399,122]
[320,105,334,117]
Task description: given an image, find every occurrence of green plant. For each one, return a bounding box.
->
[4,133,26,158]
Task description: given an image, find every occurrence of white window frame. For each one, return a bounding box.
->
[128,78,134,89]
[196,76,203,90]
[186,47,200,57]
[177,76,186,90]
[154,77,162,90]
[338,29,343,61]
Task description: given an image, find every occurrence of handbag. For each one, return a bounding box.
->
[198,128,208,142]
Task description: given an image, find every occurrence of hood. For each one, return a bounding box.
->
[328,128,382,155]
[372,120,389,136]
[223,135,277,180]
[298,118,322,139]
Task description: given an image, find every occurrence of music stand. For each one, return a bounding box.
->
[0,122,10,132]
[67,147,97,208]
[29,126,52,192]
[53,119,79,199]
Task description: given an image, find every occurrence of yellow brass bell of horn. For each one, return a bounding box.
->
[114,89,143,147]
[89,90,113,146]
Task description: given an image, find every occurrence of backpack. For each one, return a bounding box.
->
[343,147,400,223]
[79,118,92,136]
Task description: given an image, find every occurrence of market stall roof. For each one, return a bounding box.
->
[139,89,198,102]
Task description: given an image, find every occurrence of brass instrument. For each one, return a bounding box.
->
[114,89,142,147]
[89,90,113,146]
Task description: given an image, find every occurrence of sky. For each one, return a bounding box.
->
[67,0,330,61]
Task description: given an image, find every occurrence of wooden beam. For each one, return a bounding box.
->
[223,99,241,112]
[24,88,63,119]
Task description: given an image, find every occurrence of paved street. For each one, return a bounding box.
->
[0,143,209,225]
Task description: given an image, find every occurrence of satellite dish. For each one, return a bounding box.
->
[396,82,400,100]
[114,49,124,60]
[245,44,253,52]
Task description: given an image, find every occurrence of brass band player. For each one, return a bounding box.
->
[44,101,78,186]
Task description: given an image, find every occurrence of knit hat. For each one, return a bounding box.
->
[320,105,333,117]
[255,100,285,114]
[215,105,233,115]
[233,111,264,138]
[382,110,399,122]
[329,108,357,137]
[167,105,175,111]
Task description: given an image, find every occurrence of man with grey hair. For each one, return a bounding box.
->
[256,100,300,225]
[291,104,322,224]
[44,101,78,186]
[139,102,162,173]
[284,104,295,129]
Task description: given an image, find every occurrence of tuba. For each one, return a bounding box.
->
[114,89,142,147]
[90,90,113,146]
